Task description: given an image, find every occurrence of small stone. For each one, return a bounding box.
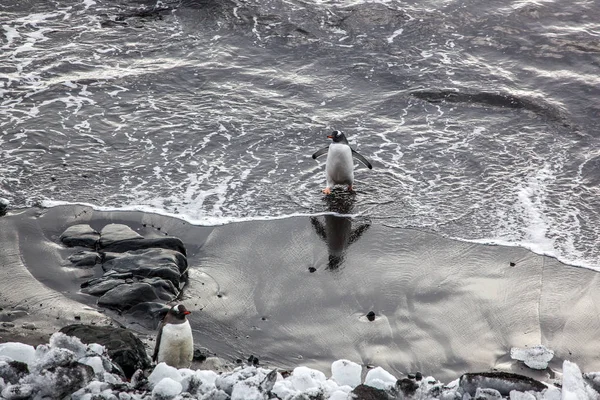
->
[510,262,516,267]
[366,311,376,321]
[2,322,15,328]
[308,267,317,273]
[21,322,36,330]
[415,372,422,381]
[407,373,415,379]
[247,355,259,365]
[74,315,81,321]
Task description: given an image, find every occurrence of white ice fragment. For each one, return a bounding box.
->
[231,382,263,400]
[181,370,218,394]
[272,379,297,399]
[0,343,36,366]
[510,345,554,370]
[87,343,105,356]
[476,387,502,400]
[331,359,362,388]
[329,390,351,400]
[561,360,587,400]
[152,377,183,399]
[2,383,34,399]
[509,390,537,400]
[365,366,397,390]
[80,356,105,375]
[290,366,327,391]
[541,386,561,400]
[148,362,182,388]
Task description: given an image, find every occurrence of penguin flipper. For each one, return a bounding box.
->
[351,149,373,169]
[152,321,164,363]
[312,146,329,159]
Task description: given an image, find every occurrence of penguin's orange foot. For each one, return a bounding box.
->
[347,185,354,192]
[322,187,332,195]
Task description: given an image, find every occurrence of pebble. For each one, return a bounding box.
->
[22,322,37,330]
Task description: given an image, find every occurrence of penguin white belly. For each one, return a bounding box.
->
[157,321,194,369]
[326,143,354,186]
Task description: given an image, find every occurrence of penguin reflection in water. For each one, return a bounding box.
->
[310,192,371,270]
[153,304,194,369]
[312,130,373,194]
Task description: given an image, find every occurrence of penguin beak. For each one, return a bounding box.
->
[327,135,333,139]
[184,311,191,315]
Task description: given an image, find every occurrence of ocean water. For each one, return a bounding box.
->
[2,0,600,270]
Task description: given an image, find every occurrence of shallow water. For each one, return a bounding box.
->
[2,0,600,269]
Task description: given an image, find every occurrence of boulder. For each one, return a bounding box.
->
[101,237,187,256]
[350,384,390,400]
[102,248,187,288]
[80,278,126,296]
[97,282,176,311]
[67,251,100,267]
[60,225,100,248]
[99,224,142,248]
[59,324,151,379]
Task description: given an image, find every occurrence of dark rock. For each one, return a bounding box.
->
[101,237,187,256]
[415,371,423,381]
[97,282,175,311]
[60,324,151,378]
[60,224,100,248]
[99,224,142,248]
[102,248,187,288]
[510,262,516,267]
[308,267,316,273]
[459,372,547,396]
[124,302,171,329]
[248,355,259,365]
[0,361,29,384]
[0,198,9,217]
[193,349,207,363]
[397,378,419,396]
[67,250,100,267]
[366,311,376,321]
[351,384,390,400]
[81,278,126,296]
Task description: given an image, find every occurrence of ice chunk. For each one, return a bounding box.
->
[181,370,218,394]
[80,356,106,375]
[1,383,34,399]
[561,360,587,400]
[365,366,397,390]
[331,359,362,388]
[290,366,327,391]
[231,381,264,400]
[329,390,351,400]
[49,332,87,359]
[87,343,106,356]
[509,390,537,400]
[32,347,76,372]
[475,387,502,399]
[152,377,183,399]
[272,378,297,399]
[0,343,36,366]
[510,345,554,370]
[148,362,182,388]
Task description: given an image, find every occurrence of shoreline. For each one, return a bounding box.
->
[1,205,600,383]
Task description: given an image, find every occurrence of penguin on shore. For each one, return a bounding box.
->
[312,130,372,194]
[152,304,194,369]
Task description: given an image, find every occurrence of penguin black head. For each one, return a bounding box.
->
[167,304,191,322]
[327,130,348,144]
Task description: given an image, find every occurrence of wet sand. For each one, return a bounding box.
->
[1,204,600,382]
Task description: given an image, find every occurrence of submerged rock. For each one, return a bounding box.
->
[0,198,9,216]
[68,250,100,267]
[59,324,151,379]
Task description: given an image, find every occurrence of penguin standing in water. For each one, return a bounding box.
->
[312,130,372,194]
[153,304,194,369]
